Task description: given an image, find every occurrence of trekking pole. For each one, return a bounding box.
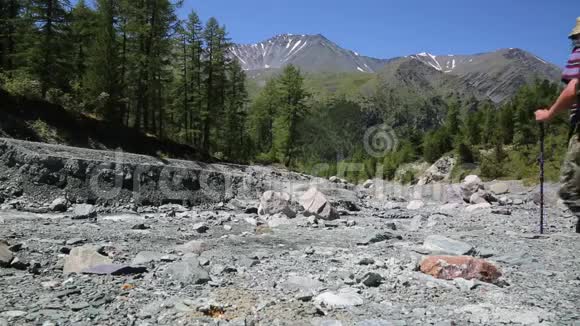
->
[539,122,545,234]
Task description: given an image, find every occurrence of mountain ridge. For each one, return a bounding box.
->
[233,33,562,103]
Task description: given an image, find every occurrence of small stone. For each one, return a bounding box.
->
[358,258,375,265]
[492,209,512,216]
[420,256,502,284]
[244,207,258,214]
[131,223,150,230]
[407,200,425,210]
[346,220,356,227]
[314,288,363,308]
[359,272,383,287]
[193,222,209,233]
[465,203,491,212]
[70,302,90,311]
[357,232,402,245]
[223,225,232,231]
[10,257,29,270]
[363,179,374,189]
[65,238,85,246]
[175,240,208,254]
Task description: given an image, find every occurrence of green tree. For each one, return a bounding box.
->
[272,65,309,166]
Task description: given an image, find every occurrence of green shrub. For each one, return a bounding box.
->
[0,71,41,99]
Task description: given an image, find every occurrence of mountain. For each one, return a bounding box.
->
[408,48,562,102]
[230,34,389,73]
[235,33,563,103]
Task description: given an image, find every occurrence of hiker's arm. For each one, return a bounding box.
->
[535,78,578,122]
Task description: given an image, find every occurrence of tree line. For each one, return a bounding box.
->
[0,0,250,159]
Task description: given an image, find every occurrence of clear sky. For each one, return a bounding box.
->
[183,0,577,66]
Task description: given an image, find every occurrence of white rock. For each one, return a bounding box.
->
[461,175,484,202]
[363,179,374,189]
[489,182,510,195]
[465,203,492,212]
[407,200,425,210]
[257,191,296,218]
[314,288,363,308]
[300,188,338,221]
[63,246,112,274]
[440,203,460,211]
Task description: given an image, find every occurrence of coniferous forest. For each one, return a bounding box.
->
[0,0,570,184]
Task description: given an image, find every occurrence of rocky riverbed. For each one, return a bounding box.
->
[1,139,579,326]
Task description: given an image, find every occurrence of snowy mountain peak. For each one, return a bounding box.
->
[229,34,387,73]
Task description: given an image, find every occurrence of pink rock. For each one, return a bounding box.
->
[420,256,502,284]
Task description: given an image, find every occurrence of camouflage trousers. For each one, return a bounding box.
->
[559,134,580,233]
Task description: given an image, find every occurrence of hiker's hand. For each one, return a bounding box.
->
[535,108,552,122]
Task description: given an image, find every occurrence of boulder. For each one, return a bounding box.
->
[329,176,340,183]
[72,204,97,220]
[469,192,489,205]
[163,257,210,285]
[0,240,14,267]
[489,182,510,195]
[49,197,68,212]
[460,175,484,203]
[63,246,112,274]
[420,256,502,284]
[422,235,475,256]
[257,191,296,218]
[417,156,456,185]
[300,188,339,221]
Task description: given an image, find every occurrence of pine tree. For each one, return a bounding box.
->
[249,77,281,155]
[28,0,73,96]
[85,0,121,122]
[69,0,95,90]
[272,65,309,166]
[223,59,248,159]
[0,0,22,72]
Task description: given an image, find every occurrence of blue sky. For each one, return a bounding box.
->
[183,0,577,66]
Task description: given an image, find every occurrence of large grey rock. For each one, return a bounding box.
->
[0,240,13,267]
[72,204,97,219]
[489,182,509,195]
[258,191,296,218]
[418,156,456,185]
[163,257,210,284]
[422,235,475,256]
[63,246,112,274]
[300,187,339,221]
[314,288,363,308]
[49,197,68,212]
[460,175,484,203]
[469,192,489,205]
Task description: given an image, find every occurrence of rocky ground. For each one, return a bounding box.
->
[0,140,579,326]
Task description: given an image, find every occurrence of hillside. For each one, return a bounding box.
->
[0,90,208,161]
